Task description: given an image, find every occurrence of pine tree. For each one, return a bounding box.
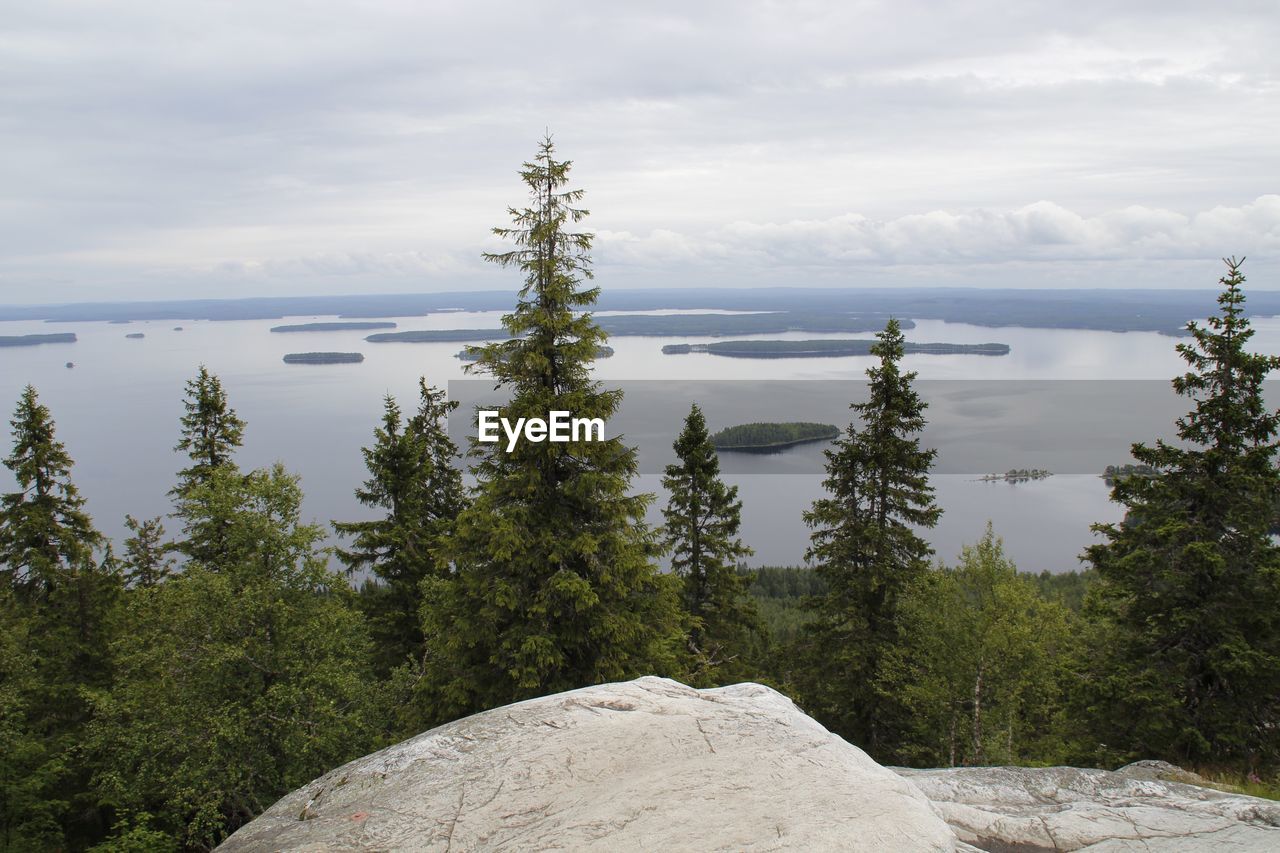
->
[121,515,173,588]
[173,365,244,496]
[1084,258,1280,768]
[334,379,464,675]
[420,137,683,722]
[662,403,761,683]
[0,385,101,599]
[795,317,941,757]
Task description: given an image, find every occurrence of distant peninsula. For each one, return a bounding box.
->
[367,329,510,343]
[711,422,840,452]
[0,333,77,347]
[282,352,365,365]
[979,468,1052,483]
[456,345,614,361]
[663,339,1010,358]
[271,322,397,333]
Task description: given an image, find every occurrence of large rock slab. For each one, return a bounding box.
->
[898,763,1280,851]
[218,677,956,852]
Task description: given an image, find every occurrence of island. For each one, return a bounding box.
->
[367,329,511,343]
[125,332,145,339]
[271,322,398,333]
[65,362,74,369]
[455,345,614,361]
[0,333,77,347]
[663,339,1010,358]
[979,469,1052,483]
[710,422,840,453]
[173,326,184,331]
[1102,463,1158,485]
[282,352,365,365]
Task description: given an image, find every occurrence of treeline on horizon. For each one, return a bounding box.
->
[3,141,1280,851]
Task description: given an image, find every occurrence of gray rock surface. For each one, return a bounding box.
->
[899,763,1280,851]
[218,677,955,852]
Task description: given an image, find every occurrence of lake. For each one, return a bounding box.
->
[4,309,1279,573]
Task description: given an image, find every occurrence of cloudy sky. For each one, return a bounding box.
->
[3,0,1278,304]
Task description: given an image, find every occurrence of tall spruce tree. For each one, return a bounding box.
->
[173,365,244,496]
[334,379,464,675]
[121,515,173,588]
[0,385,101,599]
[0,386,118,849]
[796,317,941,757]
[420,137,682,722]
[661,403,760,683]
[171,366,245,565]
[1083,258,1280,768]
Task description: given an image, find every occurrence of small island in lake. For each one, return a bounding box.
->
[0,332,77,347]
[455,345,614,361]
[663,339,1010,358]
[173,326,184,331]
[1102,463,1159,485]
[711,422,840,452]
[271,321,397,333]
[979,469,1052,483]
[125,332,145,339]
[282,352,365,365]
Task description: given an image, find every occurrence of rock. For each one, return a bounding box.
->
[898,764,1280,851]
[218,677,955,852]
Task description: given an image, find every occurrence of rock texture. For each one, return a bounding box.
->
[899,762,1280,851]
[218,677,955,852]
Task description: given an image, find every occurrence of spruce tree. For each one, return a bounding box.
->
[173,365,244,496]
[1084,258,1280,768]
[662,403,761,683]
[171,366,245,565]
[121,515,173,588]
[0,385,101,599]
[334,379,464,675]
[0,386,118,848]
[796,317,941,756]
[420,137,682,721]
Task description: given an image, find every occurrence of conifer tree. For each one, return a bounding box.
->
[121,515,173,588]
[334,379,464,674]
[171,366,246,564]
[1084,258,1280,768]
[662,403,761,683]
[0,386,118,848]
[173,365,244,496]
[420,137,682,721]
[796,317,941,757]
[0,385,101,599]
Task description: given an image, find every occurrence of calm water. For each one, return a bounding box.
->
[4,310,1279,573]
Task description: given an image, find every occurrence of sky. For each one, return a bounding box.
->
[2,0,1278,304]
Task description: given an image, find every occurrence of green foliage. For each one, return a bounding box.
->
[121,515,173,588]
[662,404,762,684]
[1027,569,1096,612]
[420,137,684,723]
[334,380,464,676]
[709,421,839,449]
[793,318,942,757]
[881,525,1075,767]
[91,464,376,850]
[173,366,245,495]
[1083,258,1280,769]
[0,385,101,599]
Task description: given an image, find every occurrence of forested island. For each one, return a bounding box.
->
[0,332,77,347]
[125,332,145,339]
[710,421,840,451]
[270,321,397,333]
[1102,463,1159,485]
[282,351,365,364]
[663,339,1010,357]
[455,345,614,361]
[979,468,1052,483]
[366,313,916,343]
